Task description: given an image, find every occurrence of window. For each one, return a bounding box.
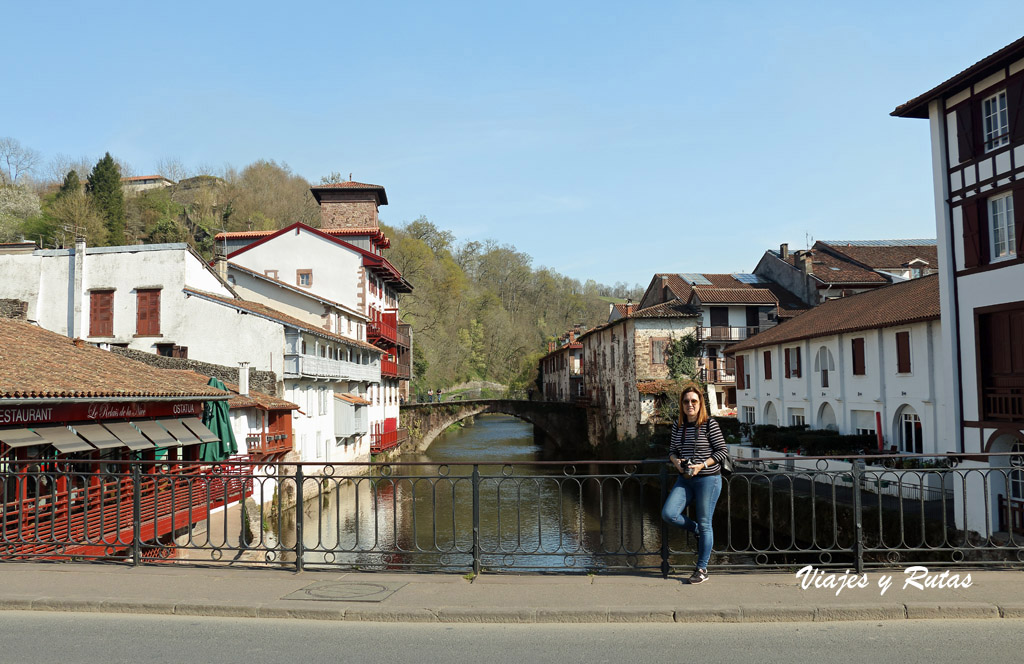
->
[156,344,188,358]
[851,338,866,376]
[264,269,279,279]
[989,192,1016,260]
[983,90,1009,152]
[784,347,801,378]
[89,290,114,337]
[789,408,805,427]
[763,350,773,380]
[895,331,912,374]
[742,405,755,424]
[815,347,835,388]
[651,338,669,364]
[135,289,161,336]
[900,410,923,454]
[297,269,313,287]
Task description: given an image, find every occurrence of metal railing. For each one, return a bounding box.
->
[1,454,1022,572]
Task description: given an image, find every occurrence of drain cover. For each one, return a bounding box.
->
[282,581,406,603]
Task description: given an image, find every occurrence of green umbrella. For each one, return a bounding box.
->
[200,377,238,461]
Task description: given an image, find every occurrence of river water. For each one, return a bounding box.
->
[280,414,702,572]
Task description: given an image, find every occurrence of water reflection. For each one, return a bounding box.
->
[279,415,697,572]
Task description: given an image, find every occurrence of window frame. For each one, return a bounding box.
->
[895,330,912,375]
[982,89,1009,153]
[650,337,669,365]
[135,288,161,337]
[763,349,773,381]
[297,269,313,287]
[988,191,1017,261]
[851,337,866,376]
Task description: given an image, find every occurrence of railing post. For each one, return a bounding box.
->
[852,459,864,574]
[294,465,304,572]
[660,464,669,579]
[131,463,142,566]
[472,464,481,576]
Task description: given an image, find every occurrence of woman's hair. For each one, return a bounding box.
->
[677,382,709,428]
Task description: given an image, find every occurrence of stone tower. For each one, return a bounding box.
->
[310,180,388,230]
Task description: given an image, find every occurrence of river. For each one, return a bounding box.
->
[277,414,702,573]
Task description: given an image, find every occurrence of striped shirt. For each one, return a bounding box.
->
[668,419,729,476]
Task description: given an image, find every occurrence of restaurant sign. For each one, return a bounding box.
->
[0,401,202,426]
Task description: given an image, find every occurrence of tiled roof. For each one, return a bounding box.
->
[0,320,229,401]
[166,371,297,410]
[183,288,383,353]
[335,392,372,405]
[776,250,888,284]
[309,181,388,205]
[691,287,778,305]
[611,303,636,317]
[727,275,940,353]
[892,35,1024,119]
[817,242,938,270]
[637,380,677,395]
[215,227,389,245]
[650,274,694,302]
[631,300,702,318]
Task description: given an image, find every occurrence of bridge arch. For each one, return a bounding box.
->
[399,400,589,452]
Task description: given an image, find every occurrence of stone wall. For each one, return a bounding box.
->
[320,195,379,229]
[109,346,279,395]
[0,299,28,320]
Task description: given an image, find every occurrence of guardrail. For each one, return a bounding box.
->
[1,454,1021,572]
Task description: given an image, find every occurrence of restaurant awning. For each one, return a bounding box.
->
[74,424,124,450]
[182,417,220,444]
[104,422,156,451]
[134,420,176,447]
[158,418,203,447]
[32,425,94,454]
[0,428,48,448]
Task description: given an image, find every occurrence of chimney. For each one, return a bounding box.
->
[214,246,228,282]
[800,252,813,275]
[780,243,789,260]
[609,302,615,315]
[71,236,86,338]
[238,362,250,396]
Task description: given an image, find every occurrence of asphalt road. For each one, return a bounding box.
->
[1,612,1022,663]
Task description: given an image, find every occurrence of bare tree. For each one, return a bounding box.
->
[155,156,190,183]
[48,190,106,246]
[46,153,94,189]
[0,137,42,185]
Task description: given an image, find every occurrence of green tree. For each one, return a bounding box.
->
[86,153,126,245]
[665,333,701,381]
[0,185,42,241]
[57,170,81,199]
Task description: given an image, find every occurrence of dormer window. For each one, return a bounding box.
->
[983,90,1009,152]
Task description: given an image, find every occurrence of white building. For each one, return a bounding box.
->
[893,35,1024,535]
[728,276,946,453]
[0,240,382,467]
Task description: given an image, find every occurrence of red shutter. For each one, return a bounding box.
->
[784,348,791,378]
[763,350,772,380]
[963,202,982,268]
[852,338,865,376]
[794,347,802,377]
[1008,74,1024,144]
[90,291,113,337]
[896,332,911,373]
[956,102,975,161]
[136,289,161,336]
[736,355,746,390]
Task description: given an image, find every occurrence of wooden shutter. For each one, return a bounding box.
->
[1008,74,1024,144]
[736,355,745,390]
[896,331,911,373]
[763,350,772,380]
[89,291,113,337]
[784,348,791,378]
[956,101,976,161]
[794,347,802,377]
[963,201,983,268]
[852,338,866,375]
[136,289,161,336]
[1015,184,1024,257]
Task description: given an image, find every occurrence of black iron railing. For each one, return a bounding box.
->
[1,454,1022,572]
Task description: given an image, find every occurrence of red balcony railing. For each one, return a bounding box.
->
[381,358,398,377]
[245,432,292,456]
[370,426,409,454]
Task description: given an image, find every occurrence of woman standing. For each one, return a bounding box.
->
[661,382,729,584]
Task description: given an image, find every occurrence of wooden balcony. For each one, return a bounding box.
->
[696,326,765,343]
[699,357,735,384]
[368,311,410,349]
[371,427,408,454]
[245,432,292,457]
[983,386,1024,422]
[381,358,399,378]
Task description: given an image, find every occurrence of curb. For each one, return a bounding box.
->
[0,599,1020,623]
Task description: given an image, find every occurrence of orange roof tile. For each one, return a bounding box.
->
[0,321,229,401]
[727,275,940,353]
[691,287,778,305]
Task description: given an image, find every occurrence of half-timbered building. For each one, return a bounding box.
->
[893,35,1024,535]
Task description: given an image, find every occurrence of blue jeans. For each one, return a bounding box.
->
[661,473,722,570]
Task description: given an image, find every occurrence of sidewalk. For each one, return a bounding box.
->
[0,563,1020,623]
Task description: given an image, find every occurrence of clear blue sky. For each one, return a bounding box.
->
[4,2,1024,287]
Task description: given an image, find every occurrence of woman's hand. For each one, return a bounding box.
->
[687,462,704,476]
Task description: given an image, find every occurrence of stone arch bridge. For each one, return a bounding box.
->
[400,400,593,452]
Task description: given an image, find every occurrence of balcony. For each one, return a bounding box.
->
[371,426,409,454]
[368,310,410,348]
[397,360,411,379]
[284,352,379,382]
[245,432,292,456]
[696,326,765,343]
[381,358,398,378]
[699,357,735,384]
[983,385,1024,422]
